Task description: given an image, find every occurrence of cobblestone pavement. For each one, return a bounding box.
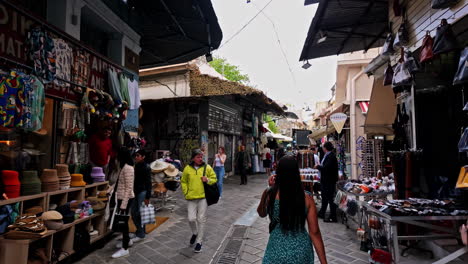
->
[77,173,269,264]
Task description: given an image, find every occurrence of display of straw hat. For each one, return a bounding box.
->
[2,170,21,198]
[24,206,44,216]
[55,164,71,190]
[87,197,106,211]
[150,160,170,173]
[151,172,165,183]
[40,169,59,192]
[70,174,86,187]
[20,171,42,196]
[97,191,108,202]
[164,164,179,177]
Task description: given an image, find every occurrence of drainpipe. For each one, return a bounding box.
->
[350,69,366,179]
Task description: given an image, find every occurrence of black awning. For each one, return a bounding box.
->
[128,0,222,68]
[300,0,388,61]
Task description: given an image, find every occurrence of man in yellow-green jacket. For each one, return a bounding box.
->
[181,148,217,253]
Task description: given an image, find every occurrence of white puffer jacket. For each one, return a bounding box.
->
[116,164,135,209]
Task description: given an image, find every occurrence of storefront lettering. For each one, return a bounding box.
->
[0,4,33,62]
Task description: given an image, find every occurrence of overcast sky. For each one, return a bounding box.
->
[211,0,338,111]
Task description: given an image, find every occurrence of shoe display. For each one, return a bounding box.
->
[116,239,134,249]
[194,243,202,253]
[112,248,129,258]
[190,234,197,245]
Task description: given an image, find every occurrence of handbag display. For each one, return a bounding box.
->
[453,47,468,85]
[420,32,435,63]
[202,165,220,206]
[382,33,395,56]
[458,127,468,152]
[383,63,394,86]
[393,14,409,49]
[392,62,412,87]
[140,204,156,225]
[433,19,458,55]
[404,50,420,74]
[431,0,460,9]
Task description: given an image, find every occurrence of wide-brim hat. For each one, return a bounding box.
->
[90,167,105,177]
[87,197,106,211]
[55,164,71,178]
[41,169,59,183]
[2,170,20,186]
[150,160,170,173]
[164,164,179,177]
[70,174,86,187]
[151,172,165,183]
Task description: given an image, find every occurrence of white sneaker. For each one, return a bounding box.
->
[115,239,133,249]
[131,236,145,243]
[112,248,129,258]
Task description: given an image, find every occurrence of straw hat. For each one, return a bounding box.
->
[41,211,63,221]
[97,191,108,202]
[56,164,71,190]
[150,160,170,173]
[164,164,179,177]
[40,169,59,183]
[24,206,44,215]
[87,197,106,211]
[70,174,86,187]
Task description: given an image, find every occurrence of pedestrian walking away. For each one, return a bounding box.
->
[315,141,339,223]
[235,145,251,185]
[257,156,328,264]
[131,149,152,242]
[213,146,227,198]
[181,148,217,253]
[112,148,135,259]
[262,144,272,176]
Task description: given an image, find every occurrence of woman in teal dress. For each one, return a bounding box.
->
[258,156,328,264]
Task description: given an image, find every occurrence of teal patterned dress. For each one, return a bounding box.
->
[263,200,314,264]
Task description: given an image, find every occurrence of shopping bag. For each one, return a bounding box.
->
[420,33,434,63]
[404,50,420,74]
[433,19,458,55]
[140,204,156,225]
[111,212,130,233]
[453,47,468,85]
[392,62,412,87]
[393,21,409,49]
[381,33,394,56]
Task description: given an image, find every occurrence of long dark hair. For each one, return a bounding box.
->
[118,147,134,168]
[268,156,305,232]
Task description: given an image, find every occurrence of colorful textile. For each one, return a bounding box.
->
[108,69,122,103]
[72,49,90,87]
[26,27,56,83]
[119,74,130,105]
[88,134,113,166]
[54,38,72,87]
[0,71,25,128]
[128,78,140,110]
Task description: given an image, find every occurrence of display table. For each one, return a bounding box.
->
[362,203,468,264]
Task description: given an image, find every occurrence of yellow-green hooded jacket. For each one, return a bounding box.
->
[181,163,217,200]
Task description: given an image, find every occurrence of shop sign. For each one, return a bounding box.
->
[330,113,347,134]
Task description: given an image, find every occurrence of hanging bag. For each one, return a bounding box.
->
[202,165,220,206]
[404,50,420,74]
[393,49,412,88]
[453,47,468,85]
[420,32,435,63]
[140,204,156,225]
[431,0,460,9]
[383,63,394,86]
[433,19,458,55]
[393,14,409,49]
[382,33,395,56]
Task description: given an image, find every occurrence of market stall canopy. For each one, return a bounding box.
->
[364,78,396,135]
[114,0,222,68]
[300,0,388,61]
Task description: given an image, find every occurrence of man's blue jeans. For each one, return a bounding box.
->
[131,191,147,238]
[214,166,225,197]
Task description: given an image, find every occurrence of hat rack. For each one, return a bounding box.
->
[0,181,109,264]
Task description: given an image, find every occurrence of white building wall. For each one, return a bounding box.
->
[140,73,191,101]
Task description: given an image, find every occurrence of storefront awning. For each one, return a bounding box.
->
[128,0,223,68]
[300,0,388,61]
[359,101,370,114]
[364,78,396,135]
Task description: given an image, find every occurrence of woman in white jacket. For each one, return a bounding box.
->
[112,148,135,258]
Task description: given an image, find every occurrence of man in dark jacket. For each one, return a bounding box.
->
[315,141,338,222]
[235,145,251,185]
[132,149,152,242]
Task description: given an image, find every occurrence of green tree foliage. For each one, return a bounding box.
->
[209,57,250,84]
[264,115,279,134]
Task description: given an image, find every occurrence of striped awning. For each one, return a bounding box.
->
[359,101,370,114]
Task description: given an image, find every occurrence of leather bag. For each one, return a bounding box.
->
[383,63,394,86]
[431,0,460,9]
[392,62,412,87]
[453,47,468,85]
[382,33,395,56]
[202,165,220,206]
[393,19,409,49]
[433,19,458,55]
[420,32,434,63]
[404,50,420,73]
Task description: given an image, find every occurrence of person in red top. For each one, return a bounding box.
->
[89,127,113,171]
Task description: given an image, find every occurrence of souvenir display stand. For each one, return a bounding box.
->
[361,202,468,264]
[336,181,394,228]
[0,181,109,264]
